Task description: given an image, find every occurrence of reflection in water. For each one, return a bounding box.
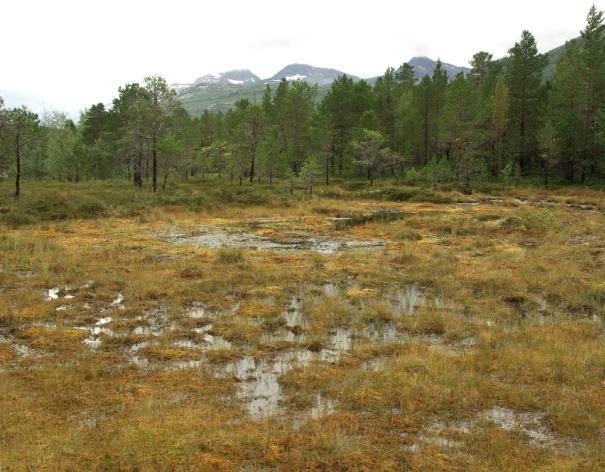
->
[393,285,425,315]
[309,393,336,420]
[165,226,383,255]
[262,297,308,344]
[320,328,353,363]
[322,283,339,297]
[214,350,315,418]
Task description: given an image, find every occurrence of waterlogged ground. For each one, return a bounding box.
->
[1,184,605,470]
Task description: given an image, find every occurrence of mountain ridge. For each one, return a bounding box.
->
[192,69,261,86]
[175,59,468,114]
[175,37,583,115]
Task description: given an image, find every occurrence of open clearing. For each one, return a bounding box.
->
[1,181,604,470]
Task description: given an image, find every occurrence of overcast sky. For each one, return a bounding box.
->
[1,0,602,116]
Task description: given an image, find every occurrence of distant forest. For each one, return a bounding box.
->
[1,5,605,197]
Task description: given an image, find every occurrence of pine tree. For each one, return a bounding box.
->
[351,129,388,186]
[548,41,584,181]
[469,52,493,89]
[321,75,357,178]
[374,67,399,150]
[230,100,263,184]
[143,76,178,192]
[415,76,434,165]
[432,60,449,155]
[3,107,39,198]
[491,74,510,176]
[112,83,149,187]
[506,30,548,175]
[538,119,559,186]
[395,63,416,91]
[579,5,605,180]
[45,112,80,181]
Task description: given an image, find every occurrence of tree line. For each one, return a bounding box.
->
[1,5,604,198]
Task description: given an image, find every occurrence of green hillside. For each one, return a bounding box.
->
[178,82,332,116]
[178,83,267,115]
[543,37,580,78]
[177,38,597,116]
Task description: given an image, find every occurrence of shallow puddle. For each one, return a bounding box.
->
[393,285,425,315]
[188,304,206,319]
[173,339,202,350]
[128,341,152,368]
[283,297,306,328]
[262,297,308,344]
[79,317,116,349]
[0,333,37,358]
[214,350,315,418]
[292,393,338,428]
[481,407,557,446]
[322,282,339,297]
[261,330,307,343]
[420,406,579,451]
[320,328,353,362]
[164,226,383,254]
[192,323,213,334]
[309,393,337,419]
[110,292,125,308]
[45,286,75,301]
[201,333,232,350]
[362,322,401,344]
[133,307,174,336]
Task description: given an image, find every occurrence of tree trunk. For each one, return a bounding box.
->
[424,106,429,165]
[249,152,255,184]
[519,83,527,175]
[163,172,168,190]
[325,154,329,185]
[152,135,157,193]
[330,141,336,177]
[249,112,259,184]
[15,133,21,199]
[134,151,143,188]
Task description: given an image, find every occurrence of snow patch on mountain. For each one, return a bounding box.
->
[192,69,261,87]
[285,74,308,81]
[171,83,192,92]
